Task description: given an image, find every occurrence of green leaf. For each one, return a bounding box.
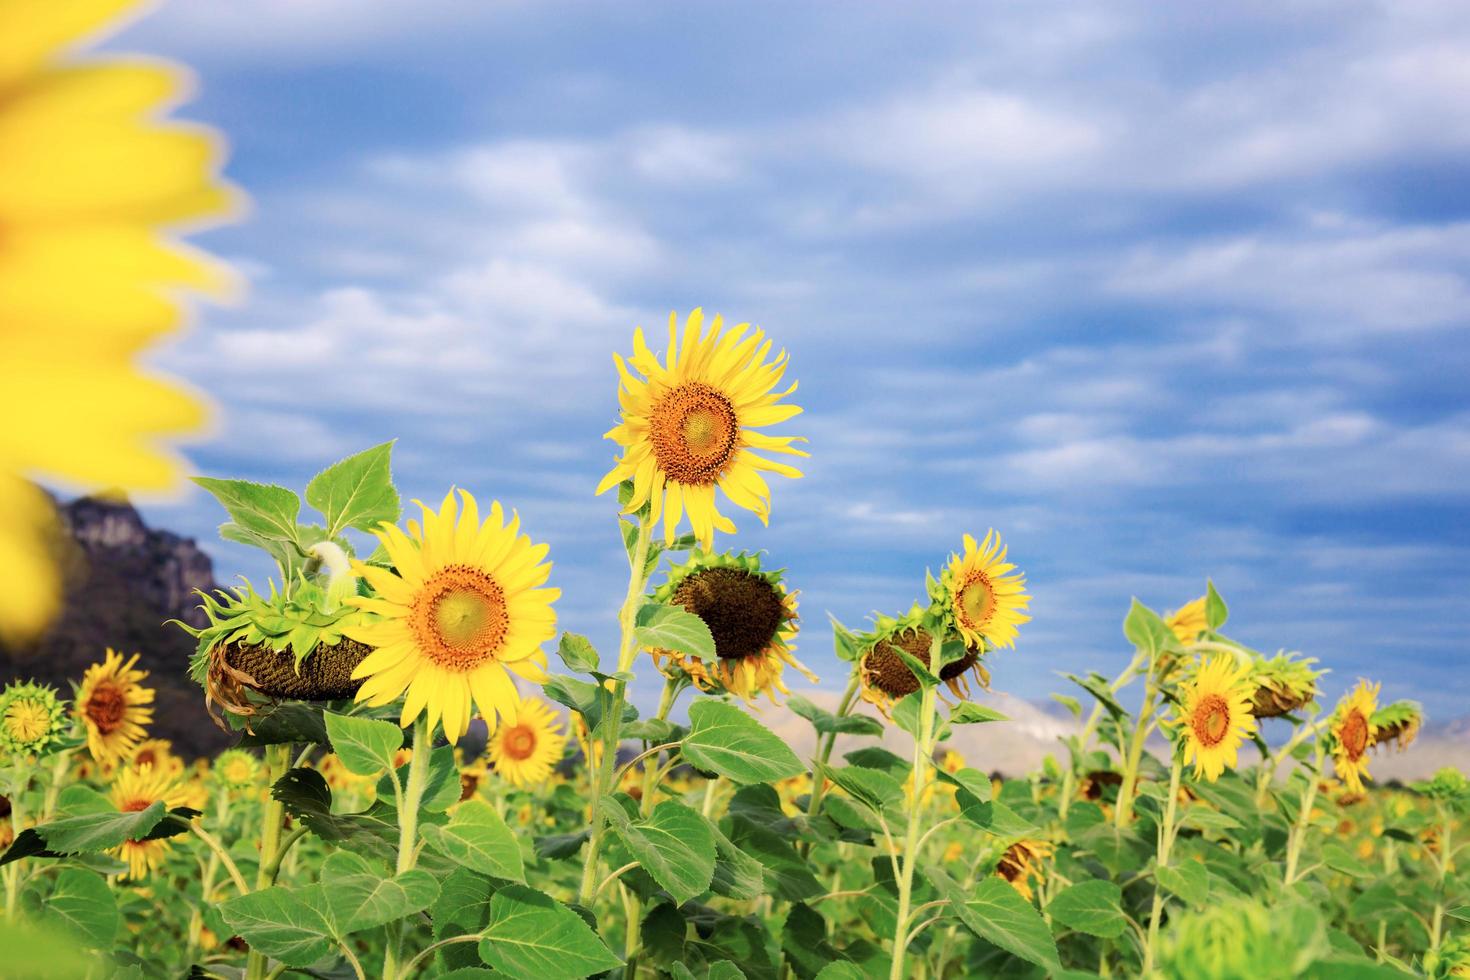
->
[892,647,940,689]
[938,873,1061,972]
[634,603,716,660]
[219,887,335,967]
[1155,861,1209,907]
[1123,598,1173,657]
[1321,842,1376,879]
[830,616,860,663]
[934,766,992,803]
[236,702,330,746]
[324,710,404,776]
[813,965,865,980]
[0,918,101,978]
[782,903,847,979]
[45,869,119,949]
[892,692,927,738]
[710,824,765,900]
[1051,694,1083,718]
[1204,580,1229,630]
[1448,906,1470,923]
[820,764,904,814]
[220,522,305,580]
[422,799,526,883]
[318,851,439,935]
[24,802,167,857]
[682,700,805,785]
[272,768,400,863]
[949,702,1008,725]
[194,477,302,546]
[306,441,400,536]
[557,632,601,672]
[543,674,637,736]
[956,797,1038,837]
[478,885,622,979]
[603,799,716,905]
[725,817,823,902]
[432,870,497,971]
[1046,880,1124,939]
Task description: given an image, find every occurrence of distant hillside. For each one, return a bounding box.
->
[0,493,233,758]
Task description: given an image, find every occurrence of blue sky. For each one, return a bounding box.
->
[105,1,1469,718]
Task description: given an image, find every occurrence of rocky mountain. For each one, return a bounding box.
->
[0,492,233,758]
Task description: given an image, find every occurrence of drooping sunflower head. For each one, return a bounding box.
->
[1330,680,1380,794]
[857,607,988,715]
[486,698,567,789]
[995,839,1054,902]
[109,763,187,880]
[75,649,155,764]
[1370,700,1424,753]
[1174,654,1257,782]
[1248,651,1324,719]
[130,738,184,779]
[932,531,1031,651]
[648,550,813,704]
[1165,596,1209,645]
[0,680,69,757]
[596,309,808,550]
[346,489,559,742]
[213,748,261,790]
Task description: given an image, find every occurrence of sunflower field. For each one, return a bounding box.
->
[2,2,1469,979]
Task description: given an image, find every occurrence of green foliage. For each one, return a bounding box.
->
[682,699,806,784]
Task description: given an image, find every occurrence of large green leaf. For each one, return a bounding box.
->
[709,823,765,900]
[433,870,498,971]
[193,477,302,545]
[543,674,637,736]
[634,603,716,660]
[1046,880,1125,939]
[1123,598,1174,658]
[318,851,439,935]
[23,802,167,856]
[682,700,805,785]
[478,885,622,979]
[44,869,119,949]
[324,710,404,777]
[557,632,601,672]
[1155,861,1210,907]
[421,799,525,883]
[820,764,904,814]
[236,702,330,746]
[949,702,1008,725]
[725,817,823,902]
[934,766,992,803]
[305,441,400,536]
[603,799,716,905]
[938,873,1060,972]
[219,887,335,967]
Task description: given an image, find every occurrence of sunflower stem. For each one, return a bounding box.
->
[1113,682,1158,828]
[1141,750,1182,976]
[638,676,682,816]
[889,632,942,980]
[578,515,655,909]
[799,670,862,858]
[244,743,291,980]
[382,717,431,980]
[1283,741,1325,885]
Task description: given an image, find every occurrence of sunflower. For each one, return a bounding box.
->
[75,649,155,763]
[0,0,239,644]
[486,698,567,788]
[595,309,807,550]
[110,763,186,879]
[1165,596,1208,644]
[857,607,987,715]
[1174,654,1257,782]
[213,748,261,790]
[1370,700,1423,753]
[1330,681,1379,794]
[932,531,1031,651]
[1249,651,1323,719]
[345,490,558,742]
[0,680,68,757]
[648,551,814,703]
[130,738,184,778]
[458,752,490,801]
[996,840,1054,902]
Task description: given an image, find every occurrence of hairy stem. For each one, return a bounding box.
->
[889,632,942,980]
[244,743,290,980]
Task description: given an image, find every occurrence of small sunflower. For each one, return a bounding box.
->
[1174,654,1257,782]
[0,0,239,644]
[0,680,68,757]
[213,748,260,790]
[1330,681,1379,794]
[857,607,987,715]
[345,489,558,742]
[458,752,490,801]
[486,698,567,788]
[110,763,187,880]
[130,738,184,778]
[1370,700,1423,753]
[648,550,814,704]
[75,649,155,763]
[596,309,807,550]
[996,840,1054,902]
[1165,596,1209,644]
[932,531,1030,651]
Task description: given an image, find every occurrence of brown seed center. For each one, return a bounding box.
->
[84,683,127,734]
[502,725,538,761]
[1341,710,1369,760]
[671,567,787,661]
[410,566,509,672]
[649,381,739,485]
[864,628,935,698]
[1191,694,1231,747]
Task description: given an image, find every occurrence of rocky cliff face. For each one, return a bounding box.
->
[0,493,233,758]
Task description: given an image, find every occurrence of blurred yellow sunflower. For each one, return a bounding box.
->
[130,737,184,778]
[648,551,814,704]
[213,748,260,790]
[996,840,1054,902]
[110,762,186,879]
[1331,680,1379,794]
[76,649,154,763]
[596,308,807,549]
[934,531,1031,650]
[487,698,566,788]
[1176,654,1256,782]
[1165,596,1208,644]
[0,0,239,644]
[346,490,558,742]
